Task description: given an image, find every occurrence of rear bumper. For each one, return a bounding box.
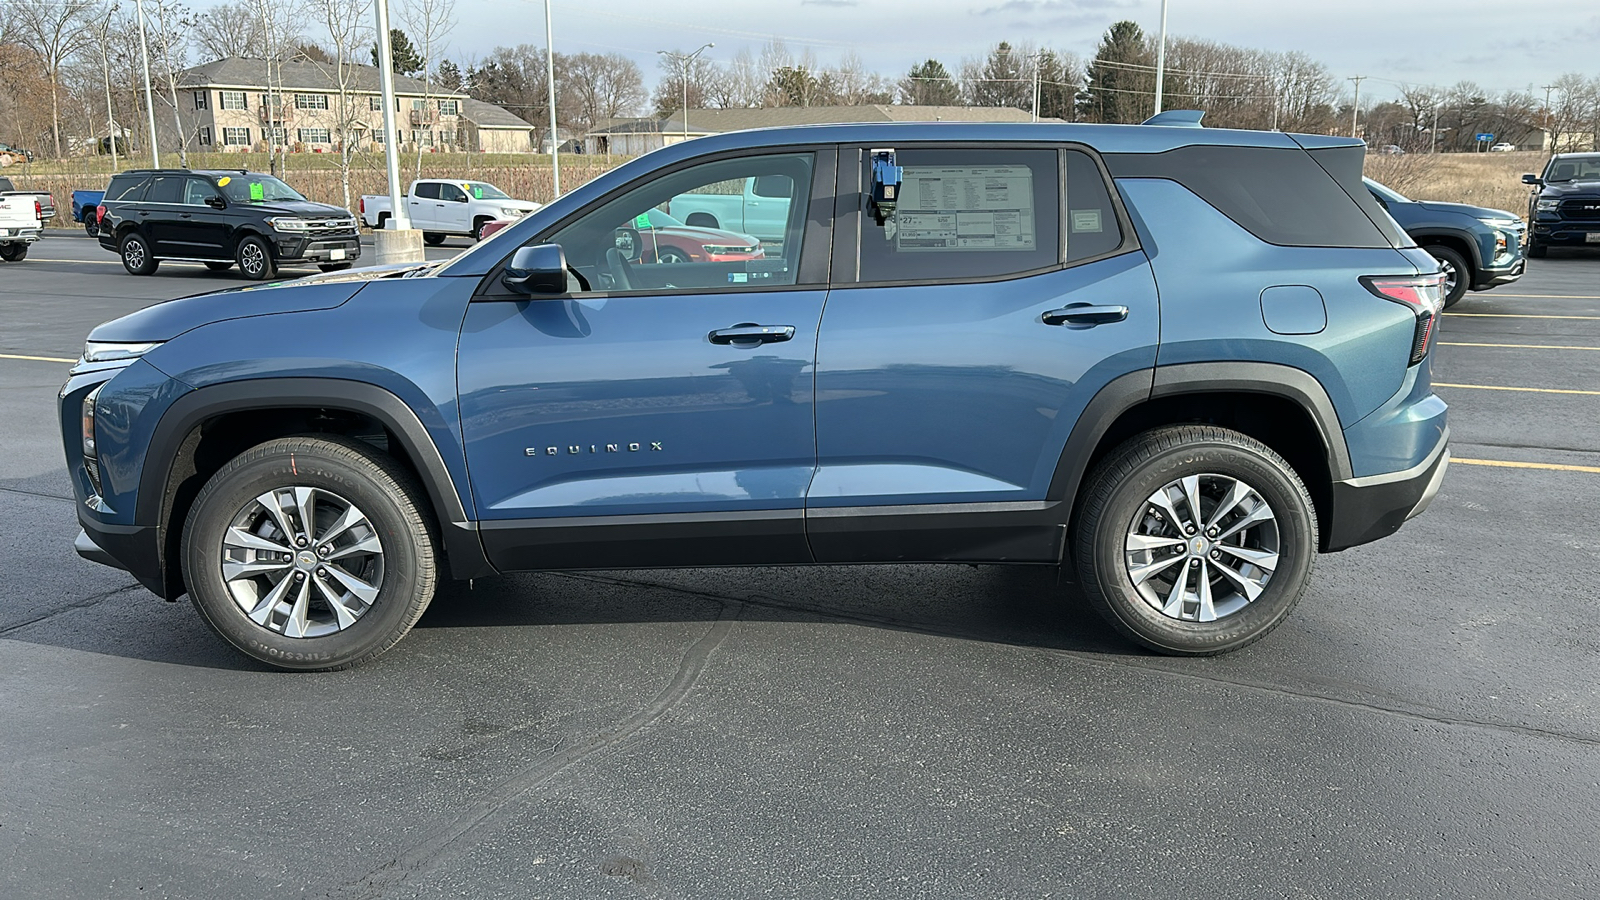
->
[0,226,41,243]
[1325,428,1449,551]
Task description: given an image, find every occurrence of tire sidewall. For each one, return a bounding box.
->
[120,232,154,274]
[1427,245,1470,308]
[183,441,428,669]
[236,235,275,280]
[1083,437,1316,654]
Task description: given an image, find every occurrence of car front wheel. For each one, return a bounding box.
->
[1426,245,1470,308]
[181,435,439,670]
[1073,425,1317,656]
[236,234,277,280]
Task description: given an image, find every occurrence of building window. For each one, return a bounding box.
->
[198,126,212,146]
[294,93,329,110]
[220,91,247,110]
[193,91,208,110]
[369,96,383,111]
[223,127,251,146]
[437,130,455,147]
[265,126,288,145]
[438,99,459,116]
[410,98,428,110]
[372,129,385,143]
[297,128,331,144]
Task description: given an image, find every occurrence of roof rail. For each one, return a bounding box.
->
[1142,110,1206,128]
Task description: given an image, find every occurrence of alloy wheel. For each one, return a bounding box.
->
[1123,473,1280,622]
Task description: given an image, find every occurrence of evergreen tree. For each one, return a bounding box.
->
[765,65,818,107]
[1077,21,1155,123]
[371,28,424,76]
[436,58,464,92]
[1034,50,1076,120]
[899,59,960,105]
[968,42,1029,109]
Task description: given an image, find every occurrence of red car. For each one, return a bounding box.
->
[623,208,764,264]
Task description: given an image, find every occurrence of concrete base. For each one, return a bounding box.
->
[373,228,426,265]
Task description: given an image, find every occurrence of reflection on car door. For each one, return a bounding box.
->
[807,145,1157,563]
[456,150,834,571]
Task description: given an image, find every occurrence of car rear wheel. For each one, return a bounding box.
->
[422,232,446,246]
[472,217,492,242]
[0,243,26,262]
[1426,245,1470,308]
[1072,425,1317,656]
[236,235,277,281]
[84,218,99,237]
[181,435,439,670]
[119,232,158,275]
[684,212,719,229]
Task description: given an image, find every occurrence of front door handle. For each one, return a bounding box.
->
[1042,304,1129,326]
[708,324,795,344]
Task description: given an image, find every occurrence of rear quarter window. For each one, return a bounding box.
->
[1106,145,1390,248]
[105,175,150,201]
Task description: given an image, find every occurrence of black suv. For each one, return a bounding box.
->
[97,169,359,280]
[1523,153,1600,257]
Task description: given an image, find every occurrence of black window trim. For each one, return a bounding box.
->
[828,140,1142,290]
[472,144,838,301]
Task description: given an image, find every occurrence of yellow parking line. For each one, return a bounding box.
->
[0,352,75,363]
[1455,458,1600,474]
[1446,312,1600,320]
[1489,293,1600,300]
[1435,382,1600,395]
[1439,341,1600,351]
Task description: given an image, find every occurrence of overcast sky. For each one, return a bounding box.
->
[443,0,1595,104]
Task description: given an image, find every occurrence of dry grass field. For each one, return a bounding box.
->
[1,145,1550,228]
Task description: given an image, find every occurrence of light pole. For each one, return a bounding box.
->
[133,0,160,167]
[1153,0,1169,114]
[1348,74,1366,139]
[658,43,714,144]
[373,0,407,230]
[545,0,560,196]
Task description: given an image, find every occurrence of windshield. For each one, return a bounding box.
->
[464,182,511,200]
[216,174,306,204]
[637,208,685,230]
[1544,155,1600,182]
[1364,177,1410,204]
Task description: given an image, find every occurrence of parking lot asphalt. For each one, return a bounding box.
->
[3,232,1599,898]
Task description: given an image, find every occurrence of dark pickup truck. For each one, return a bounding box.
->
[1523,153,1600,257]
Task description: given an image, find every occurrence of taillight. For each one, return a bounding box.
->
[96,204,106,223]
[1362,273,1445,365]
[35,200,42,220]
[359,197,365,214]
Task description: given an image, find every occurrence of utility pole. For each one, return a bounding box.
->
[96,12,118,172]
[1347,75,1366,139]
[1031,53,1041,122]
[545,0,560,196]
[1153,0,1169,114]
[657,43,714,145]
[133,0,160,167]
[1430,93,1440,154]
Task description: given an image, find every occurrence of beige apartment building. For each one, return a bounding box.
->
[176,57,536,154]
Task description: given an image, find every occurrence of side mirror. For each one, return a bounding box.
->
[455,193,470,203]
[613,226,642,262]
[502,244,569,294]
[1522,174,1542,185]
[205,195,226,209]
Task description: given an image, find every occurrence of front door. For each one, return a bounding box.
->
[807,145,1158,563]
[436,182,472,233]
[458,149,833,570]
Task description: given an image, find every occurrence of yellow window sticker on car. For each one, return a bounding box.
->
[216,176,231,186]
[249,182,265,201]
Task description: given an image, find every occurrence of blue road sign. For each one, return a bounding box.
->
[1476,133,1495,142]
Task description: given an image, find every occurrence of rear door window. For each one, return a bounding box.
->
[143,175,185,205]
[105,175,150,201]
[856,148,1060,283]
[413,182,440,200]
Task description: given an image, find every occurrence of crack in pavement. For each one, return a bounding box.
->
[323,598,742,900]
[559,571,1600,750]
[0,582,145,636]
[1,486,75,504]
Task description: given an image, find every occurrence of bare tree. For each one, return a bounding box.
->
[313,0,372,208]
[148,0,196,166]
[13,0,97,157]
[190,1,266,60]
[561,52,644,132]
[400,0,455,176]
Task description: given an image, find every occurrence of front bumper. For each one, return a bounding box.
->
[275,234,361,264]
[1474,257,1525,290]
[1530,220,1600,247]
[1325,428,1450,551]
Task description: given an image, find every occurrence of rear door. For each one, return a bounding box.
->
[407,181,438,229]
[139,175,188,255]
[457,149,834,570]
[807,144,1158,562]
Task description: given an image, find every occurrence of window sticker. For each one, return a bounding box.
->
[249,182,265,201]
[892,166,1036,252]
[1070,209,1103,233]
[467,184,482,198]
[216,176,232,187]
[633,213,652,229]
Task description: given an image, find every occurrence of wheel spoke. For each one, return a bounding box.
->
[292,487,318,542]
[281,577,313,638]
[317,502,366,545]
[1196,560,1218,622]
[1128,553,1186,586]
[223,526,290,555]
[1218,502,1275,542]
[327,533,382,562]
[1161,564,1191,618]
[1126,533,1186,552]
[1212,558,1266,602]
[244,571,297,625]
[1221,543,1279,573]
[254,489,298,543]
[323,565,380,605]
[1205,479,1250,531]
[222,556,292,582]
[313,575,361,630]
[1147,488,1186,532]
[1178,475,1204,530]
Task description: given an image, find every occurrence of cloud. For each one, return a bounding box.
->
[979,0,1137,14]
[801,0,859,5]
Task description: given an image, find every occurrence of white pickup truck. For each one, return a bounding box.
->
[0,193,43,262]
[667,175,794,244]
[359,179,540,243]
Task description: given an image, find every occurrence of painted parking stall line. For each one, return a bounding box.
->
[1435,382,1600,396]
[1455,458,1600,475]
[0,353,76,363]
[1439,342,1600,351]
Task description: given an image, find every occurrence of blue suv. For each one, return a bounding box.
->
[61,118,1450,669]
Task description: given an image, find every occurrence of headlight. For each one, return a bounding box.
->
[268,217,311,232]
[1477,216,1522,229]
[1536,199,1559,212]
[82,340,161,363]
[500,208,525,219]
[82,383,102,458]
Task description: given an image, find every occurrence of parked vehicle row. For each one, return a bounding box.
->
[359,179,540,243]
[64,117,1452,670]
[1522,153,1600,257]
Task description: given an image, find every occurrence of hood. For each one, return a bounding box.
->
[245,199,355,218]
[1540,179,1600,198]
[87,263,435,343]
[654,225,761,246]
[1416,200,1522,220]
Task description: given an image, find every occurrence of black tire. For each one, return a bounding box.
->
[318,263,353,272]
[1425,244,1471,308]
[1527,239,1547,259]
[236,234,277,281]
[84,218,99,237]
[375,212,390,231]
[422,232,446,246]
[204,261,233,272]
[181,435,439,671]
[656,247,690,264]
[472,217,492,242]
[119,231,158,275]
[1072,425,1318,656]
[0,242,26,262]
[684,212,719,229]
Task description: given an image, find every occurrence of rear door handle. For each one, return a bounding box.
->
[708,324,796,344]
[1042,304,1129,326]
